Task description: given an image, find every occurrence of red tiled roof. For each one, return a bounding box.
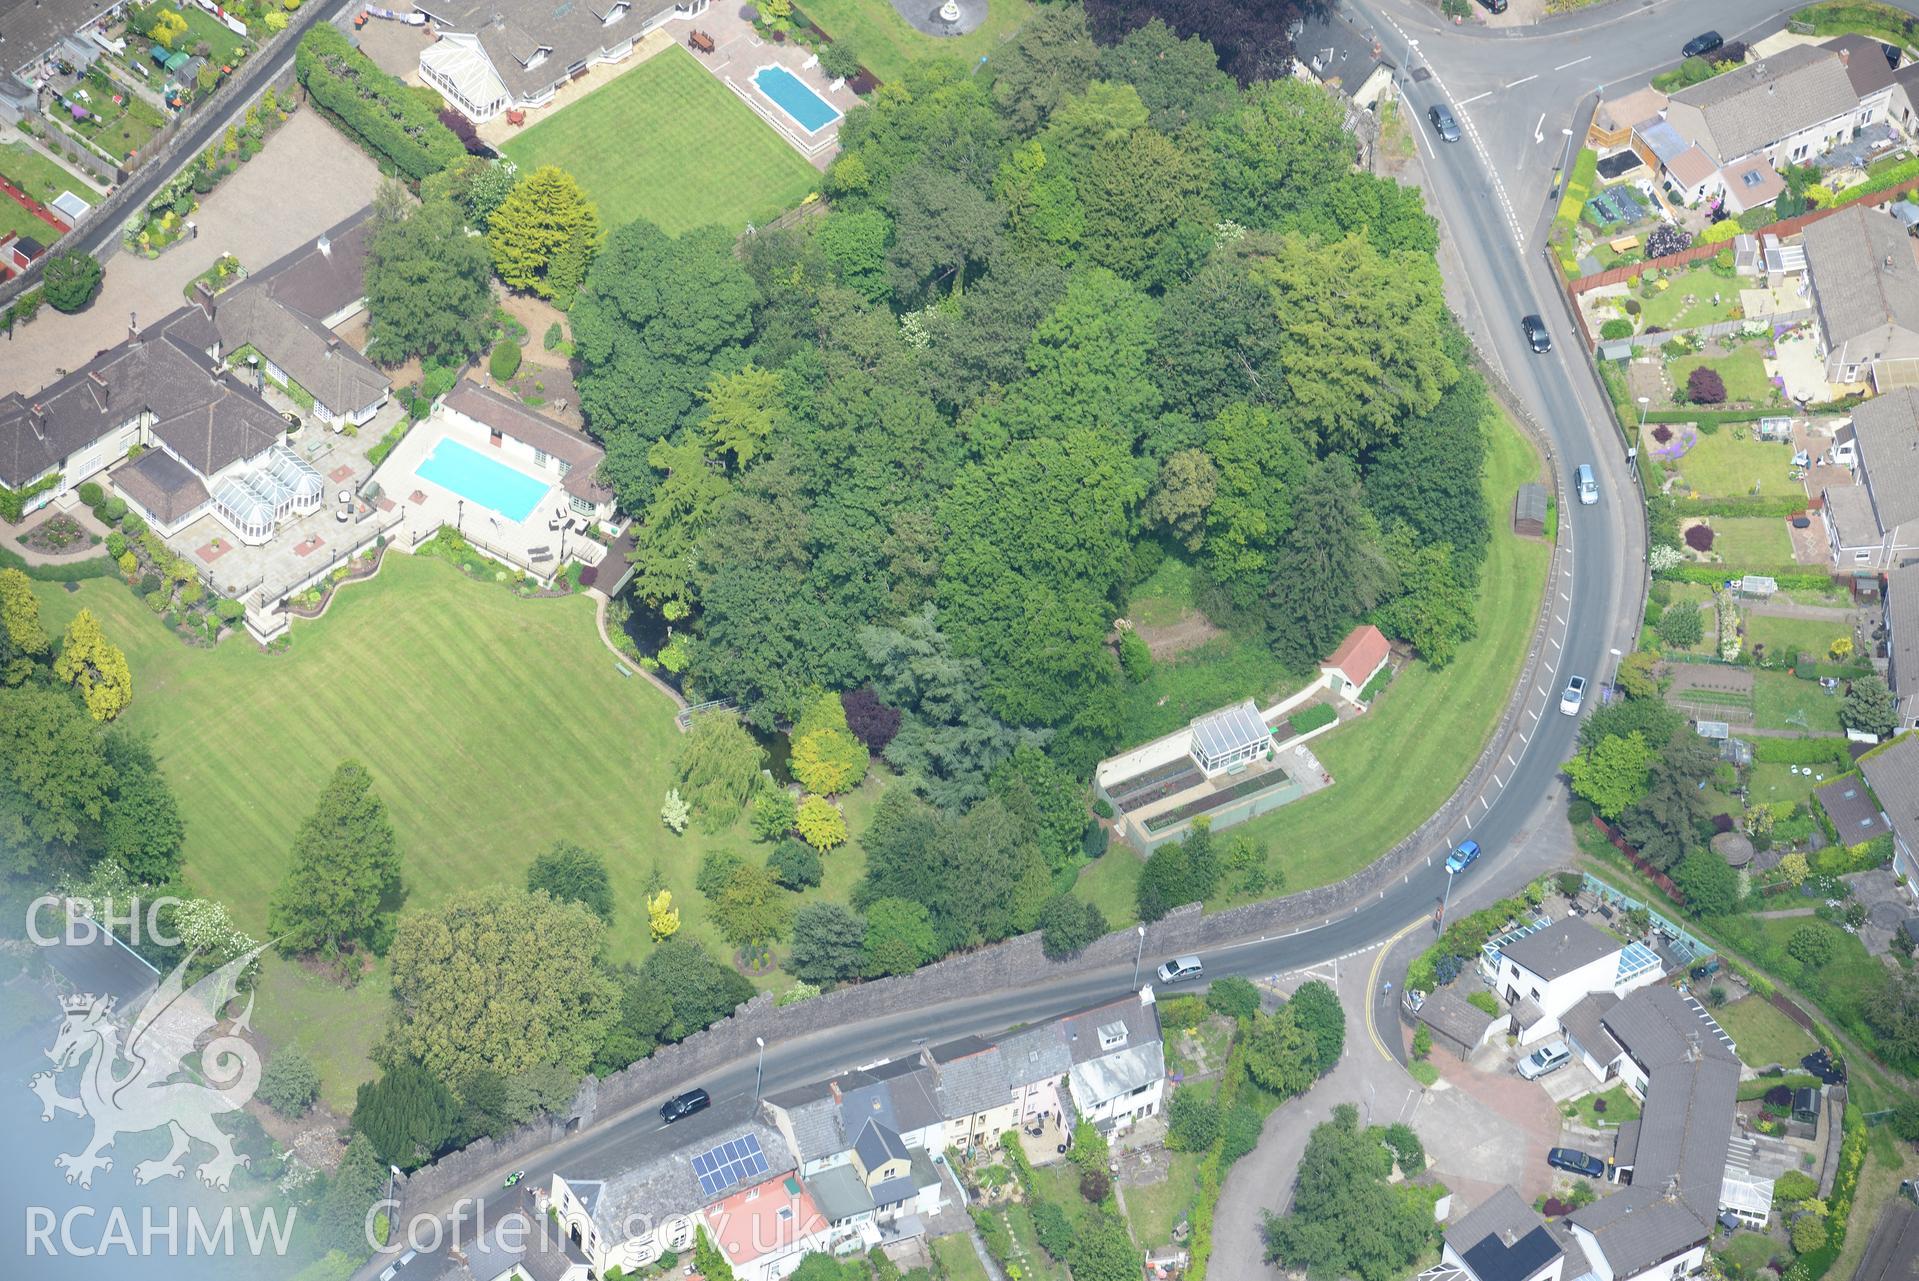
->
[1321,625,1389,683]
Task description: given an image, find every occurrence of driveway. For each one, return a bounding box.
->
[1207,935,1567,1281]
[0,107,381,397]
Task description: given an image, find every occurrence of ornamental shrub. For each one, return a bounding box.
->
[489,340,521,382]
[543,321,562,351]
[1687,366,1727,404]
[1684,524,1716,551]
[1600,318,1633,341]
[105,532,127,558]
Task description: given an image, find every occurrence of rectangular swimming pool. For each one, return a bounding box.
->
[416,437,551,522]
[752,65,840,134]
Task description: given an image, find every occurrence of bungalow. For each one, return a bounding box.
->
[1821,386,1919,567]
[1321,623,1391,701]
[415,0,710,124]
[1860,733,1919,892]
[1664,45,1863,178]
[1803,204,1919,392]
[204,209,390,428]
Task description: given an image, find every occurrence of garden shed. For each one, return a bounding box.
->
[1413,987,1497,1061]
[1513,483,1547,536]
[1737,575,1778,600]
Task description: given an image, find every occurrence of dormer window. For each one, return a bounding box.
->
[1097,1021,1128,1052]
[603,0,628,23]
[524,46,551,69]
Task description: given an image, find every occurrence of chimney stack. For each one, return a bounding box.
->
[317,233,331,258]
[127,311,138,343]
[28,402,46,440]
[1838,47,1850,66]
[194,279,215,321]
[86,369,108,412]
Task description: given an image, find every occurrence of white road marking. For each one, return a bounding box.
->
[1457,91,1492,105]
[1550,636,1562,650]
[1554,56,1592,71]
[1556,613,1567,625]
[1528,708,1540,720]
[1520,729,1531,742]
[1561,591,1571,603]
[1507,74,1539,88]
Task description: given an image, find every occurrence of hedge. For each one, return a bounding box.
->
[1752,737,1852,766]
[1790,1107,1869,1281]
[0,545,118,581]
[1644,408,1775,426]
[1655,564,1834,591]
[1672,495,1807,518]
[1737,1072,1820,1101]
[1289,703,1338,735]
[296,27,464,183]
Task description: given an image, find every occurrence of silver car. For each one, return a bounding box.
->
[1518,1040,1571,1080]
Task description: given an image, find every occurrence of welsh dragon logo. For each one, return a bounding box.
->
[30,944,267,1191]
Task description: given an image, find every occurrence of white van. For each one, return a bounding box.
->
[1575,464,1599,506]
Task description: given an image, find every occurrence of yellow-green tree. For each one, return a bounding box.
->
[0,567,50,685]
[788,691,869,796]
[699,365,785,468]
[647,889,680,941]
[796,796,847,851]
[487,165,604,306]
[149,8,190,48]
[53,609,132,721]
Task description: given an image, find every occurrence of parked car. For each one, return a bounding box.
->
[660,1088,711,1123]
[1478,0,1507,11]
[1157,955,1204,984]
[1681,31,1723,59]
[1445,840,1481,875]
[1429,104,1461,143]
[1575,463,1599,505]
[1548,1147,1608,1178]
[1521,314,1552,353]
[1560,676,1588,716]
[1689,959,1721,982]
[1519,1041,1572,1080]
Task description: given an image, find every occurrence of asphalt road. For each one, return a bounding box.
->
[34,0,348,271]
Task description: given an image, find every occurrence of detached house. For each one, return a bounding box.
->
[1441,1186,1584,1281]
[1885,564,1919,731]
[1821,386,1919,567]
[1484,916,1665,1045]
[416,0,710,124]
[1803,204,1919,393]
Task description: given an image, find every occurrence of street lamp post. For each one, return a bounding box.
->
[1631,396,1650,481]
[1437,865,1458,934]
[754,1036,766,1101]
[385,1165,402,1246]
[1132,925,1146,989]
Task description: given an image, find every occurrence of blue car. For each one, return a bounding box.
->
[1445,841,1481,874]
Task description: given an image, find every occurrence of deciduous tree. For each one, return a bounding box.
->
[789,902,867,984]
[363,193,494,366]
[0,567,49,685]
[54,608,132,721]
[1562,730,1655,820]
[674,712,765,831]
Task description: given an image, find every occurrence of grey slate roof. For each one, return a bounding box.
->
[0,0,118,75]
[1816,774,1892,841]
[414,0,680,102]
[866,1058,944,1133]
[1668,45,1861,163]
[112,448,209,525]
[870,1174,918,1208]
[1824,482,1885,548]
[1861,735,1919,855]
[1851,388,1919,532]
[1888,564,1919,714]
[1570,988,1741,1278]
[852,1118,909,1173]
[805,1164,876,1224]
[1824,35,1898,100]
[1446,1186,1560,1281]
[1612,1119,1642,1169]
[210,208,388,415]
[1559,992,1621,1066]
[442,379,613,503]
[1292,5,1391,97]
[148,375,286,478]
[1498,917,1620,982]
[929,1038,1013,1120]
[1415,987,1496,1048]
[999,1023,1074,1088]
[565,1119,794,1239]
[1057,993,1163,1066]
[765,1084,847,1165]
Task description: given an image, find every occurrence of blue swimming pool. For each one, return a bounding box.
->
[753,65,840,134]
[416,438,551,522]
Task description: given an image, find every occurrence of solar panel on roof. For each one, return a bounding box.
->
[693,1133,770,1197]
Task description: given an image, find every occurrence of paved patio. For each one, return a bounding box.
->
[700,6,860,165]
[369,406,609,581]
[1767,332,1836,405]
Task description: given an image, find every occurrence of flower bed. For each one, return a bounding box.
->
[1143,767,1291,833]
[17,513,97,554]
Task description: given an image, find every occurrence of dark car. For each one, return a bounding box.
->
[660,1088,711,1123]
[1522,314,1552,353]
[1429,104,1461,143]
[1681,31,1724,59]
[1689,959,1721,982]
[1548,1148,1608,1179]
[1478,0,1507,11]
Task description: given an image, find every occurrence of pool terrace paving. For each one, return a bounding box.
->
[699,3,858,165]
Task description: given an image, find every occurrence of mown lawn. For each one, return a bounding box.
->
[177,5,253,66]
[1561,1083,1640,1128]
[1752,669,1845,732]
[796,0,1033,85]
[0,141,97,204]
[1706,516,1793,568]
[503,46,819,235]
[1639,266,1741,330]
[1712,996,1818,1070]
[1215,405,1550,898]
[1124,1149,1202,1247]
[1747,761,1847,809]
[1745,611,1853,663]
[1659,427,1797,501]
[33,555,855,1106]
[1671,349,1780,408]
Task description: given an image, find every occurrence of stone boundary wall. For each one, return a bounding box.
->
[391,363,1572,1225]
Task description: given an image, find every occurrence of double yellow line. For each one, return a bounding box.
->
[1365,918,1433,1062]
